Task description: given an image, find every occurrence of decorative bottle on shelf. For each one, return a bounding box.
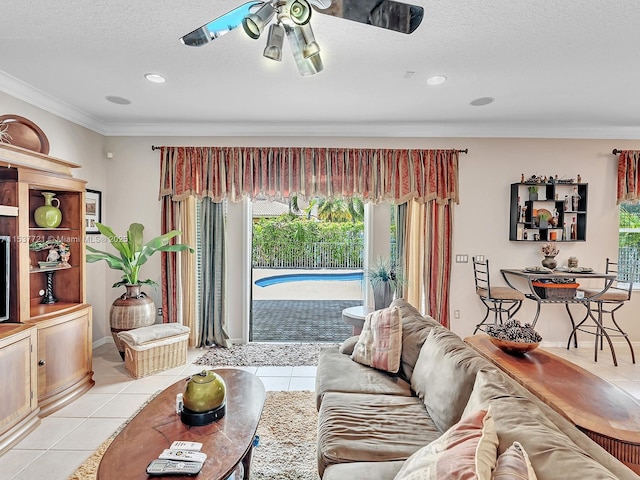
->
[562,222,567,241]
[571,187,581,211]
[564,195,570,212]
[34,192,62,228]
[570,218,577,240]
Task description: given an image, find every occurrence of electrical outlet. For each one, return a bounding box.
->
[157,307,163,316]
[454,310,460,319]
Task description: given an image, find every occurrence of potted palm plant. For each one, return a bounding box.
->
[86,222,194,359]
[365,257,405,310]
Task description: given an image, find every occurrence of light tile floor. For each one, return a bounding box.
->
[0,343,638,479]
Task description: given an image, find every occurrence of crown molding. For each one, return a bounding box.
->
[0,70,107,134]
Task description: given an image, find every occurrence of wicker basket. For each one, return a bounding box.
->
[122,332,189,378]
[532,281,579,301]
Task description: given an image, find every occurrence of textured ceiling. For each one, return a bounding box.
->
[1,0,639,138]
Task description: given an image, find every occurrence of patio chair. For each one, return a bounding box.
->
[576,258,636,365]
[472,257,525,334]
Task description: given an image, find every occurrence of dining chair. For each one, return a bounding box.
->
[472,257,525,334]
[577,258,636,365]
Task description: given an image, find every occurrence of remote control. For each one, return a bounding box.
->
[146,459,203,476]
[170,441,203,451]
[159,449,207,463]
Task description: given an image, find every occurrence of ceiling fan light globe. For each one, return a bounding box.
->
[263,23,285,61]
[286,0,312,25]
[305,53,323,75]
[285,24,323,76]
[242,2,276,39]
[302,41,320,58]
[242,17,262,39]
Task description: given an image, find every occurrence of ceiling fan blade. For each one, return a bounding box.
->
[181,1,263,46]
[312,0,423,34]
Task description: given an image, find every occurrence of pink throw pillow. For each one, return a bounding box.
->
[394,408,499,480]
[351,307,402,373]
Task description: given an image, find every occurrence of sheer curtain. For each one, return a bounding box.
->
[159,146,460,342]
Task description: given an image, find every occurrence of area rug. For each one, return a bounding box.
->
[68,390,319,480]
[195,342,338,367]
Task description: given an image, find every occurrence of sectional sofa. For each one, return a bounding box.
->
[315,298,639,479]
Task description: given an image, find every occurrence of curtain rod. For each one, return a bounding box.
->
[151,145,468,153]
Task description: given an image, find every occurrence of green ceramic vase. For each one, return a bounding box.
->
[183,370,227,413]
[34,192,62,228]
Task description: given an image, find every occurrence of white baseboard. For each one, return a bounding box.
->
[92,336,114,349]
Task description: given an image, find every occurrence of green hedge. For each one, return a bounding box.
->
[252,215,364,268]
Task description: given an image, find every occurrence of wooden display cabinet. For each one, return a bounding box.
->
[0,323,39,455]
[0,144,94,451]
[509,182,588,242]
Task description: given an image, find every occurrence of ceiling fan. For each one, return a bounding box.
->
[180,0,424,76]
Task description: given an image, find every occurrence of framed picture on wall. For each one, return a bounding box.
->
[85,189,102,234]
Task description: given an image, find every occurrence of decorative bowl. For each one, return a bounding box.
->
[489,336,539,355]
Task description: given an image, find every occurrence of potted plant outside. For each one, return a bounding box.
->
[86,222,194,359]
[365,257,405,310]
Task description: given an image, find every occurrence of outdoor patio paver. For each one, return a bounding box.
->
[251,300,361,342]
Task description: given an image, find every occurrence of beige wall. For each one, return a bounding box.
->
[3,91,640,347]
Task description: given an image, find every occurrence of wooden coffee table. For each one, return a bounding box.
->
[97,368,265,480]
[465,335,640,474]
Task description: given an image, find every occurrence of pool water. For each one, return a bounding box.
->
[255,271,364,287]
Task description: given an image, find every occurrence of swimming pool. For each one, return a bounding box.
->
[255,271,364,287]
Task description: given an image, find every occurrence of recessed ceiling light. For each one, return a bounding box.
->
[105,95,131,105]
[470,97,495,106]
[426,75,447,85]
[144,73,166,83]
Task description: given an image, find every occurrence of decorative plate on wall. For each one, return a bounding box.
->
[0,114,50,155]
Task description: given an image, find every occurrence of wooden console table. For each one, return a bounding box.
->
[465,335,640,474]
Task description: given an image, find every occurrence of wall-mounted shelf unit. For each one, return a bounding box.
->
[509,182,588,242]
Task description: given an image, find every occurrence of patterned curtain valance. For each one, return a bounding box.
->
[616,150,640,204]
[159,146,460,205]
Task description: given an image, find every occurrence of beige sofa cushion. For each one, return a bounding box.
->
[315,346,412,410]
[411,327,491,432]
[393,408,498,480]
[323,461,405,480]
[463,369,623,480]
[390,298,441,380]
[352,306,402,373]
[317,392,441,476]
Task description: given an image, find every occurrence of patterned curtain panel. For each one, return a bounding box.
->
[159,146,459,204]
[402,199,454,328]
[160,197,183,324]
[617,150,640,204]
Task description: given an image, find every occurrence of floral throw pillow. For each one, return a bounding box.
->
[393,408,499,480]
[351,306,402,373]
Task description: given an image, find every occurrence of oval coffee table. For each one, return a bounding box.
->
[97,368,265,480]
